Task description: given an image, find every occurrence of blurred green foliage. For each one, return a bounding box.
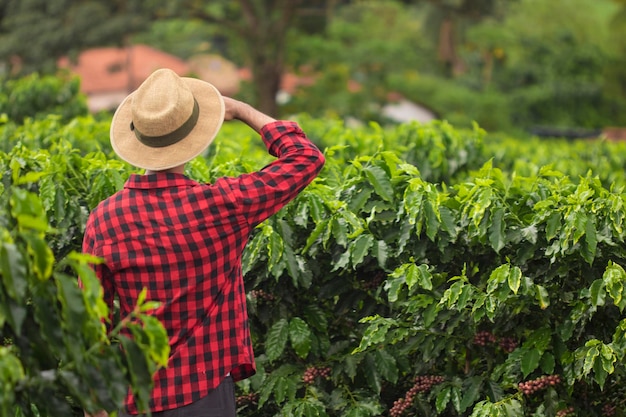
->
[284,0,626,132]
[0,72,88,124]
[1,0,625,134]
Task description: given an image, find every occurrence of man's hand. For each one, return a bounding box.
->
[84,410,108,417]
[223,96,245,122]
[222,97,276,132]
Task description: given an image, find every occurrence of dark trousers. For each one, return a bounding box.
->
[118,376,236,417]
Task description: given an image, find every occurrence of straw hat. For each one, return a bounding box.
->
[110,68,225,170]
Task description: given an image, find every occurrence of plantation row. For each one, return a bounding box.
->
[1,113,626,417]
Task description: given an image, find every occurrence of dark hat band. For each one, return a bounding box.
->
[130,99,200,148]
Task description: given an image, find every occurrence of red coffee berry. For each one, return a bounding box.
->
[473,331,497,346]
[518,375,561,395]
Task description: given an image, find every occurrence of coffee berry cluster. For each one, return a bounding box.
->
[249,289,275,302]
[302,366,331,385]
[473,331,518,353]
[556,406,575,417]
[473,330,497,346]
[235,392,259,407]
[518,374,561,395]
[498,337,518,353]
[389,375,446,417]
[362,270,386,291]
[602,403,617,416]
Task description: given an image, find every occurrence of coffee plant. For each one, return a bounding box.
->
[0,72,88,124]
[2,76,626,416]
[0,185,169,416]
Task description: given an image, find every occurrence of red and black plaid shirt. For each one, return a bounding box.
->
[82,121,325,413]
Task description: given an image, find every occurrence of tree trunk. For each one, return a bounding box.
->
[237,0,300,117]
[437,14,465,77]
[245,25,284,117]
[251,58,282,117]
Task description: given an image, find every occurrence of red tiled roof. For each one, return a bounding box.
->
[60,44,319,98]
[58,44,190,95]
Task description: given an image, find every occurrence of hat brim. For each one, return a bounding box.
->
[110,77,225,171]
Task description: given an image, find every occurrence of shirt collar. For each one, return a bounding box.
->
[124,173,199,190]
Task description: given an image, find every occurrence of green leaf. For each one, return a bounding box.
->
[604,262,625,309]
[460,376,483,412]
[405,263,432,291]
[56,273,87,334]
[303,219,328,253]
[120,337,154,411]
[469,400,490,417]
[385,276,404,303]
[136,287,148,307]
[436,386,451,413]
[331,217,348,247]
[589,279,606,307]
[439,206,457,239]
[293,398,328,417]
[266,319,290,362]
[507,266,522,295]
[242,231,266,275]
[345,401,383,417]
[486,380,504,402]
[343,354,359,380]
[521,348,541,377]
[363,353,382,394]
[0,346,25,386]
[450,386,462,414]
[372,240,388,268]
[526,328,551,352]
[583,343,600,376]
[10,188,49,232]
[424,199,440,241]
[353,315,393,353]
[535,285,550,309]
[289,318,312,359]
[488,207,506,253]
[4,299,27,337]
[141,315,170,367]
[469,187,492,228]
[487,264,508,294]
[442,281,463,309]
[284,246,303,287]
[351,234,374,268]
[582,215,597,264]
[363,165,394,202]
[545,212,560,241]
[24,233,54,281]
[258,375,277,408]
[273,376,296,405]
[416,264,433,291]
[501,399,523,417]
[267,230,285,278]
[303,305,327,332]
[0,243,27,301]
[373,349,398,383]
[600,343,616,374]
[540,352,555,374]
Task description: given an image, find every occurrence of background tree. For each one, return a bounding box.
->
[0,0,152,75]
[464,0,624,129]
[284,1,431,121]
[150,0,344,116]
[606,0,626,109]
[0,0,344,116]
[396,0,514,77]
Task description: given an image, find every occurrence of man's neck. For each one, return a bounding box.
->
[144,163,186,176]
